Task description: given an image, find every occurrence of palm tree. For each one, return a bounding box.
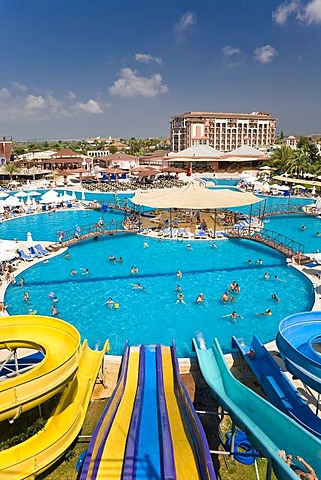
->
[285,150,309,177]
[270,146,294,172]
[4,162,19,180]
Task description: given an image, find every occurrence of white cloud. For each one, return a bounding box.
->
[299,0,321,24]
[273,0,321,25]
[222,46,241,57]
[0,88,11,98]
[173,12,196,43]
[0,83,108,122]
[272,0,300,25]
[135,53,162,64]
[11,82,28,92]
[73,99,104,114]
[109,68,168,98]
[254,45,278,64]
[66,90,76,100]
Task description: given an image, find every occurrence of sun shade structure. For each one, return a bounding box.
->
[131,182,262,210]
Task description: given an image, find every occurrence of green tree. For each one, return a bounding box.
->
[285,150,309,176]
[109,145,118,155]
[270,146,294,172]
[4,163,19,180]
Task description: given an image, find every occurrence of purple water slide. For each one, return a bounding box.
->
[156,345,177,480]
[80,341,130,479]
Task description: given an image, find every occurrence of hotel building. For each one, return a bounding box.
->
[170,112,276,152]
[0,136,13,166]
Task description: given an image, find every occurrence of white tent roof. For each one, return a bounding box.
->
[131,182,262,210]
[166,144,223,160]
[228,145,265,157]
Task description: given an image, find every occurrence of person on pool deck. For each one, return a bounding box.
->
[196,293,205,303]
[223,311,243,322]
[176,292,186,304]
[278,450,318,479]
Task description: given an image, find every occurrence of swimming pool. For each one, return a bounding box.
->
[5,218,313,356]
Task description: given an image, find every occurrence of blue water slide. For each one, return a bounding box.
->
[232,335,321,438]
[276,311,321,393]
[80,341,130,479]
[123,346,163,480]
[193,337,321,480]
[170,341,216,480]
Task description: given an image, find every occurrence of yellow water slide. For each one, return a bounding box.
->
[161,345,201,479]
[95,346,140,479]
[0,315,107,480]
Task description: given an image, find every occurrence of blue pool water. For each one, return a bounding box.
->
[2,191,318,356]
[5,227,313,356]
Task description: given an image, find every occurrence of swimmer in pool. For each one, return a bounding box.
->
[223,311,243,322]
[177,270,182,279]
[272,293,280,302]
[257,309,272,316]
[51,305,58,316]
[274,275,286,282]
[176,293,186,304]
[80,268,89,275]
[23,292,29,303]
[196,293,205,304]
[132,283,145,290]
[176,285,182,291]
[143,242,149,249]
[264,272,269,280]
[221,292,229,304]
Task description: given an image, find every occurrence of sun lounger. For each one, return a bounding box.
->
[18,249,33,262]
[35,244,50,255]
[194,230,208,239]
[28,246,43,258]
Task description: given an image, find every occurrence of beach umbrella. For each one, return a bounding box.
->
[293,184,306,189]
[278,185,290,191]
[0,240,19,252]
[14,191,28,198]
[81,191,86,201]
[40,190,59,203]
[8,180,20,186]
[27,191,41,197]
[4,196,21,207]
[26,196,32,206]
[32,197,37,209]
[0,192,9,198]
[0,251,17,262]
[26,231,34,247]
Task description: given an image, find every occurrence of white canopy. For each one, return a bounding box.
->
[131,182,262,210]
[40,190,59,203]
[14,191,28,198]
[0,251,17,262]
[0,240,19,252]
[0,192,9,198]
[4,196,21,207]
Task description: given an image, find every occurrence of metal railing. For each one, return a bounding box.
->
[253,203,305,220]
[56,221,135,247]
[226,227,304,257]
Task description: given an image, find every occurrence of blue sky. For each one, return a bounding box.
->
[1,0,321,140]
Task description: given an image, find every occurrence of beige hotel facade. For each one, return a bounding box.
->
[170,111,277,153]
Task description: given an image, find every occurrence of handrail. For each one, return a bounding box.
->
[253,203,305,219]
[226,227,304,257]
[56,221,136,246]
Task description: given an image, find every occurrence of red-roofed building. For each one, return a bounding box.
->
[0,136,13,166]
